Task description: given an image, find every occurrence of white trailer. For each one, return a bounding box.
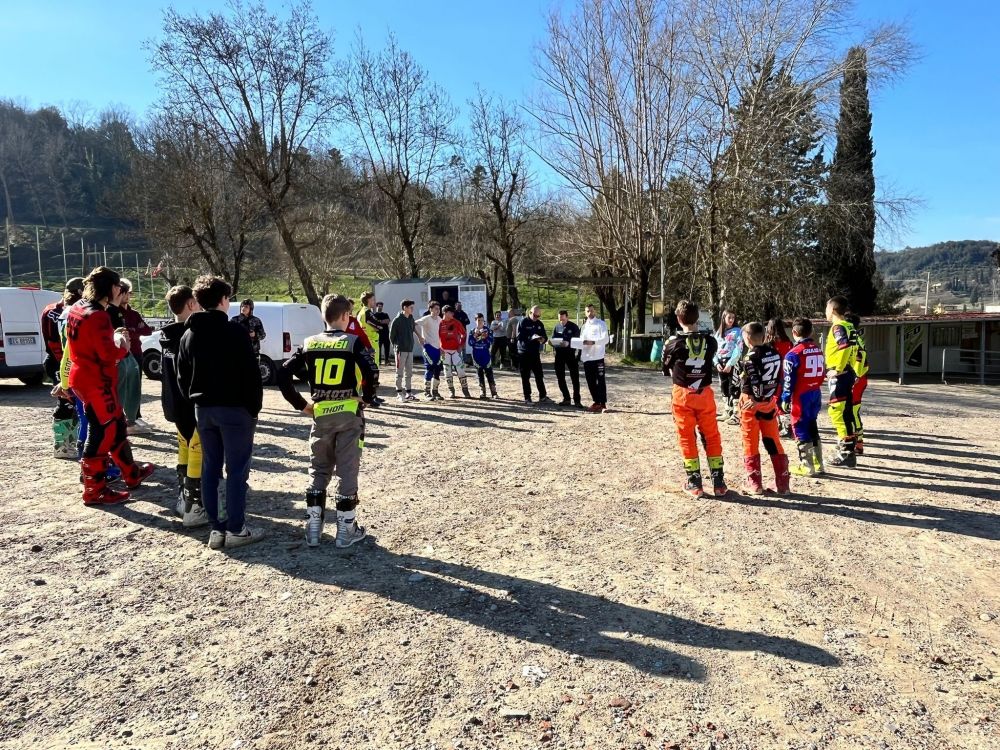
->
[373,276,489,355]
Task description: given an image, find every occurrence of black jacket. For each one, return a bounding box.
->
[159,321,196,434]
[232,313,266,354]
[552,321,580,360]
[177,309,263,416]
[516,317,548,355]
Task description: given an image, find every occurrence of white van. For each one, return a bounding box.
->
[0,287,62,386]
[140,300,324,385]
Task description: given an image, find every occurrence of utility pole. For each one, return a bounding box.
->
[35,225,43,288]
[80,237,85,275]
[102,245,108,267]
[61,233,68,281]
[924,270,930,315]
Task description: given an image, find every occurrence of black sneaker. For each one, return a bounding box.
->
[559,398,571,406]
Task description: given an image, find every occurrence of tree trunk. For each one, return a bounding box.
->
[632,265,651,334]
[393,197,421,278]
[594,283,624,347]
[272,209,320,306]
[503,261,520,310]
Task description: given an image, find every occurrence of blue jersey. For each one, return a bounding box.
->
[469,326,493,367]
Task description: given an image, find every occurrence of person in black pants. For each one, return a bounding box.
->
[552,309,582,406]
[177,275,264,551]
[505,308,521,370]
[373,301,392,364]
[517,305,552,404]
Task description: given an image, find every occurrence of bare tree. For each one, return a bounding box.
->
[533,0,694,332]
[340,33,458,278]
[148,2,338,306]
[468,87,548,310]
[677,0,913,319]
[128,112,266,293]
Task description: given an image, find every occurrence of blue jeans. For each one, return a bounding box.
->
[196,405,256,533]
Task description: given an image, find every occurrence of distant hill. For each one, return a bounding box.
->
[876,240,997,280]
[876,240,999,309]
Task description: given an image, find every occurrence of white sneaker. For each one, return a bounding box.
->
[335,514,367,549]
[305,506,324,547]
[397,392,407,403]
[225,525,265,548]
[133,418,155,432]
[207,530,226,550]
[182,503,210,528]
[405,392,418,402]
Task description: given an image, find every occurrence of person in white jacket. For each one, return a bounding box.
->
[579,304,610,412]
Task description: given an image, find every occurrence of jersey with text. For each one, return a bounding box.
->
[783,338,825,400]
[738,343,782,402]
[662,332,718,391]
[278,329,377,419]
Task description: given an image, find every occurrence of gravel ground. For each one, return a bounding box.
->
[0,366,997,750]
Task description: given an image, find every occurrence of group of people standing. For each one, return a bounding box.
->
[662,295,869,498]
[45,269,158,506]
[43,269,269,550]
[382,299,611,412]
[43,265,871,551]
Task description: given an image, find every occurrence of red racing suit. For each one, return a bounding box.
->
[439,317,467,352]
[66,301,128,423]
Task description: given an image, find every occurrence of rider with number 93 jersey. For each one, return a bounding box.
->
[278,329,378,419]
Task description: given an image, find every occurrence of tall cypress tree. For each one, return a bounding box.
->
[823,47,879,314]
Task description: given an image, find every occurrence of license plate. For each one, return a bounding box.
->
[7,336,36,346]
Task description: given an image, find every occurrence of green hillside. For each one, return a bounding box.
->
[875,240,999,310]
[876,240,997,281]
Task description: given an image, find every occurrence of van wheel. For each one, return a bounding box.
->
[18,373,45,387]
[142,351,163,380]
[258,356,277,386]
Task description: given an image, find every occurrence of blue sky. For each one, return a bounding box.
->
[1,0,997,250]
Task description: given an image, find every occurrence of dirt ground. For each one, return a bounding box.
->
[0,365,997,750]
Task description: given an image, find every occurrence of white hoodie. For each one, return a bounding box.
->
[579,316,609,362]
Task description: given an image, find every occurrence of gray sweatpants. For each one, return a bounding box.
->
[308,414,365,497]
[395,350,414,392]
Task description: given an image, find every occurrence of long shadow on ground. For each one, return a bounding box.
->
[111,501,840,681]
[719,492,1000,541]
